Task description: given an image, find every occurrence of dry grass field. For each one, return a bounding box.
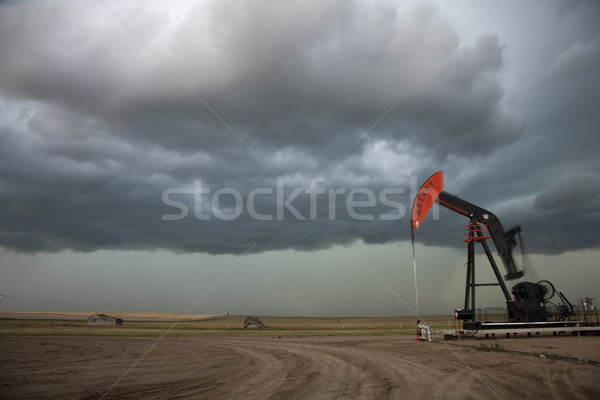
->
[0,312,452,337]
[1,312,599,399]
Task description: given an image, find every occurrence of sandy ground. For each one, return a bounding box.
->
[1,335,599,400]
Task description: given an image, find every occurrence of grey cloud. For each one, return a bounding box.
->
[535,175,600,210]
[0,2,521,157]
[0,1,597,256]
[543,38,600,81]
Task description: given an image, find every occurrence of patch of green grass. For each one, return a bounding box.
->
[0,319,421,338]
[533,351,562,360]
[0,316,450,338]
[476,343,505,352]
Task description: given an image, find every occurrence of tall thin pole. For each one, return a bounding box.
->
[411,229,420,317]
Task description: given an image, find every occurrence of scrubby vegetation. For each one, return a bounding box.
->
[476,343,505,352]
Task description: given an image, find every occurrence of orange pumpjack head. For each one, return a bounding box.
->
[411,171,444,230]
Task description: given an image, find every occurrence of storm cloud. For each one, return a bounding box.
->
[0,0,599,256]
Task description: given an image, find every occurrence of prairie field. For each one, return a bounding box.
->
[1,312,599,399]
[0,312,452,337]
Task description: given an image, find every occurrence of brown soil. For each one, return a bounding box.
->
[1,335,599,399]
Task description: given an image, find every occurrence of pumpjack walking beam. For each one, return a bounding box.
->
[438,191,523,281]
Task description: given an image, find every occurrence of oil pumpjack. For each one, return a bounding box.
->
[411,171,598,337]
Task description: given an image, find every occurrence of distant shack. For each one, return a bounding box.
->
[243,316,266,329]
[88,313,123,326]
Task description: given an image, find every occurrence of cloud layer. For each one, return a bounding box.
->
[0,1,599,256]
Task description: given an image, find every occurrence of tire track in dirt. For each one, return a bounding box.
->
[1,336,599,399]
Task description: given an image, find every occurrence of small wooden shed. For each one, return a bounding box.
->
[88,313,123,326]
[243,316,266,329]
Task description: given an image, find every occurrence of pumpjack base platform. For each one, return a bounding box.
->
[439,321,600,340]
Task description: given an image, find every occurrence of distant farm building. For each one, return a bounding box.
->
[243,316,266,329]
[88,313,123,326]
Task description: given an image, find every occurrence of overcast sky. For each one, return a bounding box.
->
[1,0,599,317]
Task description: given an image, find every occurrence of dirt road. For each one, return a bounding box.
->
[1,335,599,399]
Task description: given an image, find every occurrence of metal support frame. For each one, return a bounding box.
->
[464,239,475,317]
[463,222,513,323]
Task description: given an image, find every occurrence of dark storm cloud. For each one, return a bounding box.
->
[0,1,598,255]
[535,176,600,210]
[0,2,520,156]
